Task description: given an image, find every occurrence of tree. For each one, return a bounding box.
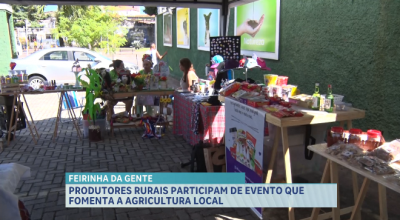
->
[12,5,49,28]
[54,6,127,52]
[55,5,89,47]
[143,7,158,16]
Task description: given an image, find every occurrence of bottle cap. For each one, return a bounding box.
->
[315,83,319,86]
[367,129,382,138]
[349,128,362,134]
[331,127,343,133]
[328,84,332,88]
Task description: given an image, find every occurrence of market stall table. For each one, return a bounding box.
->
[264,107,366,220]
[108,89,175,137]
[305,144,399,220]
[173,91,225,146]
[2,89,84,145]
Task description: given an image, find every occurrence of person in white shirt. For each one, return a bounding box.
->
[150,43,167,68]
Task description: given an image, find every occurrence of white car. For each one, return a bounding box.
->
[10,47,139,89]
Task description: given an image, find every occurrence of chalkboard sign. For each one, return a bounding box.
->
[210,36,241,64]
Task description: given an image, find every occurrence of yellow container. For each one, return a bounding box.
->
[264,74,278,86]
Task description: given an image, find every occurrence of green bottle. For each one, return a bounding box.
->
[325,84,334,112]
[311,83,321,110]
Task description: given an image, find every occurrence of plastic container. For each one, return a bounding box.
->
[83,119,106,138]
[264,74,278,86]
[327,127,344,147]
[348,128,362,146]
[276,76,288,86]
[364,129,382,151]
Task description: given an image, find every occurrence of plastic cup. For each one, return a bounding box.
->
[264,74,278,86]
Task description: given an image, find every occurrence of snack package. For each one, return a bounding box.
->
[358,156,384,167]
[370,140,400,163]
[219,83,241,96]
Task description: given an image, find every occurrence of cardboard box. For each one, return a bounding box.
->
[289,94,313,109]
[247,98,267,108]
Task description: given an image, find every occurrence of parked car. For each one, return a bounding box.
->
[10,47,139,89]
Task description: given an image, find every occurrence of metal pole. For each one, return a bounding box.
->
[25,20,28,56]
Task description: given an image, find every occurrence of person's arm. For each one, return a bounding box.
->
[187,71,199,90]
[156,50,168,60]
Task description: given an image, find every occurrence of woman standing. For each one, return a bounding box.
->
[150,43,167,68]
[177,58,199,91]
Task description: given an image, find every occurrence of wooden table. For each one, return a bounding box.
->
[109,89,175,137]
[306,144,399,220]
[264,107,366,220]
[3,89,84,145]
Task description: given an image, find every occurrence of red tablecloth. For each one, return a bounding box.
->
[173,92,225,146]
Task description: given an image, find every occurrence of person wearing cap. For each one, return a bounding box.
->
[177,58,198,91]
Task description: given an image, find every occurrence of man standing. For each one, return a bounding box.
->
[149,43,167,68]
[33,40,37,51]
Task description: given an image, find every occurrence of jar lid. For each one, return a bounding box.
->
[367,129,381,138]
[349,128,362,134]
[331,127,343,133]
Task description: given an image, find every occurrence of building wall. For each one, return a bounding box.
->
[157,1,400,140]
[0,10,15,75]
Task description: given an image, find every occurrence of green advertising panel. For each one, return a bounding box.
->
[235,0,280,60]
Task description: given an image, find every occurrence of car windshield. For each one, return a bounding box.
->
[89,51,111,61]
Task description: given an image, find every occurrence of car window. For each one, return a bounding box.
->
[41,51,68,61]
[90,51,111,61]
[73,52,95,61]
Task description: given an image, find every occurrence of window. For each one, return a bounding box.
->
[73,52,95,61]
[46,34,53,39]
[42,51,68,61]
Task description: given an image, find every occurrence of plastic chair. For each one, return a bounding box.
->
[59,91,85,124]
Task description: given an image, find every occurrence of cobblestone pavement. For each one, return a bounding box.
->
[1,93,400,220]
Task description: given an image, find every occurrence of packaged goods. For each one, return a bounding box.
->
[276,76,288,86]
[327,127,344,147]
[371,140,400,163]
[264,74,278,86]
[373,164,396,175]
[232,90,248,99]
[219,83,240,96]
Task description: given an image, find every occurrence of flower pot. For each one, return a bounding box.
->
[83,114,91,120]
[136,85,144,90]
[88,125,102,142]
[159,81,167,89]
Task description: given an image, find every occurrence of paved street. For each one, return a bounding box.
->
[1,93,400,220]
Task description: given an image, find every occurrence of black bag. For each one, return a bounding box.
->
[189,141,207,172]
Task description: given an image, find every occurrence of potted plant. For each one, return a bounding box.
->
[132,73,146,90]
[78,67,104,142]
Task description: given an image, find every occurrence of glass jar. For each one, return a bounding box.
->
[348,128,363,146]
[343,130,350,143]
[364,129,382,151]
[327,126,344,147]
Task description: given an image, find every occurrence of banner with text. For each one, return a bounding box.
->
[224,98,266,218]
[65,173,337,208]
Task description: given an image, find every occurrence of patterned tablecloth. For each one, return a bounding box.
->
[173,91,225,146]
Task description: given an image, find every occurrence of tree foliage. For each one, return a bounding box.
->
[12,5,49,28]
[54,6,127,52]
[143,7,158,16]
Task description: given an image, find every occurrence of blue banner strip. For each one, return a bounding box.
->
[65,173,245,184]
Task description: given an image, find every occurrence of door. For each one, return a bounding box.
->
[39,50,75,84]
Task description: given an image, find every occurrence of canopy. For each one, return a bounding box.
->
[3,0,258,35]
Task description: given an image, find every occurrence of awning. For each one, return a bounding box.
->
[2,0,258,35]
